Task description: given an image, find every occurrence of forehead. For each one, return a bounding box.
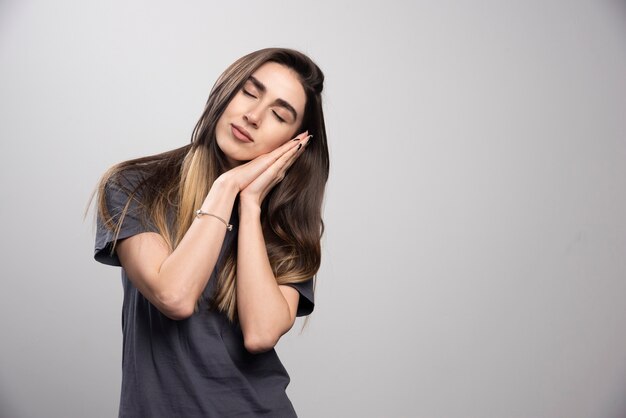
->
[249,62,306,116]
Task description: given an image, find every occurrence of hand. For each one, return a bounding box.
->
[238,132,312,207]
[217,130,310,196]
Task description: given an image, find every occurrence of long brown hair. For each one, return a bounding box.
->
[88,47,328,322]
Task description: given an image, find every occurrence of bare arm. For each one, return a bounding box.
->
[116,178,239,320]
[236,200,301,353]
[236,134,312,353]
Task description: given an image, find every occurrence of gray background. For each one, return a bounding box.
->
[1,1,625,417]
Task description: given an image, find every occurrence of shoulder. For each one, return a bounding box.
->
[100,168,153,212]
[97,166,156,226]
[106,167,148,194]
[95,167,160,266]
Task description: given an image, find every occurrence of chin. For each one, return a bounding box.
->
[219,146,252,168]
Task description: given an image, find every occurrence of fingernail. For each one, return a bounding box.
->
[294,131,308,141]
[297,143,302,150]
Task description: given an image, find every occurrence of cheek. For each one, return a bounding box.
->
[262,132,292,153]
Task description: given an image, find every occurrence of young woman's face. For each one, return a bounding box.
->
[216,62,307,168]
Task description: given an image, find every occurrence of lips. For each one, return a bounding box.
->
[231,124,254,142]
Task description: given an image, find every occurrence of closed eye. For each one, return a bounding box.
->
[243,88,286,123]
[273,111,286,123]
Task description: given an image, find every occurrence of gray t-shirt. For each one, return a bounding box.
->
[94,171,314,418]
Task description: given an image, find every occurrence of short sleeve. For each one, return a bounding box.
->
[94,171,158,267]
[284,278,315,317]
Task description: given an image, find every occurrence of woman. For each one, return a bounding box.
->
[91,47,328,417]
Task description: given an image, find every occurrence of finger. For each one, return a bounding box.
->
[243,133,304,173]
[272,137,309,180]
[291,130,310,143]
[272,130,309,158]
[282,134,312,167]
[273,140,302,173]
[248,134,309,198]
[238,132,310,186]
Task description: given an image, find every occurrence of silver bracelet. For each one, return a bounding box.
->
[195,209,233,231]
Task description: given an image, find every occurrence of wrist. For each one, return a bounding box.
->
[199,175,239,214]
[239,196,262,215]
[213,174,240,197]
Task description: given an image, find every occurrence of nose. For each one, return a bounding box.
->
[243,107,261,127]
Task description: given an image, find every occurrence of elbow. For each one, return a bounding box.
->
[155,291,195,320]
[244,332,278,354]
[242,311,295,353]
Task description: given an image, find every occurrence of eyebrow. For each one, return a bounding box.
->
[247,76,299,122]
